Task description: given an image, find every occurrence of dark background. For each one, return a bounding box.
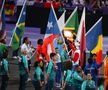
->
[15,5,108,36]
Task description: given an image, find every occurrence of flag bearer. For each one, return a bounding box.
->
[33,60,44,90]
[0,49,9,90]
[45,53,58,90]
[19,49,29,90]
[81,73,96,90]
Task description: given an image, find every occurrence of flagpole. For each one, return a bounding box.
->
[51,4,70,55]
[9,0,27,46]
[86,17,102,36]
[0,0,5,14]
[65,7,78,26]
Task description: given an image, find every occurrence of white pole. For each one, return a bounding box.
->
[86,17,102,36]
[51,4,69,54]
[65,7,78,26]
[9,0,27,46]
[0,0,5,14]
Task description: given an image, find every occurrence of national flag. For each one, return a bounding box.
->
[54,10,65,54]
[42,5,61,62]
[57,10,65,32]
[11,0,26,50]
[86,17,103,64]
[0,0,6,41]
[64,7,79,34]
[76,8,86,67]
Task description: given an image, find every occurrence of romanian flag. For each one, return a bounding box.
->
[11,0,26,50]
[86,17,103,64]
[42,5,61,62]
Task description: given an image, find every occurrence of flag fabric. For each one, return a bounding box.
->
[64,7,79,34]
[86,17,103,64]
[0,0,6,41]
[76,8,86,67]
[42,5,61,62]
[57,10,65,32]
[54,10,65,54]
[12,1,26,50]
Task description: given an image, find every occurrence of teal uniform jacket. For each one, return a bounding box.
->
[61,50,69,62]
[72,71,83,89]
[98,85,104,90]
[33,66,43,81]
[47,60,55,81]
[65,70,72,83]
[81,80,95,90]
[0,59,9,75]
[19,55,28,75]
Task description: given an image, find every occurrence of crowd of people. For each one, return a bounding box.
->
[0,36,107,90]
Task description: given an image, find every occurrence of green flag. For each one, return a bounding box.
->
[11,0,26,50]
[64,7,79,34]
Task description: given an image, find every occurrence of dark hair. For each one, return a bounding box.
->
[50,53,56,59]
[88,58,93,64]
[2,49,8,59]
[23,37,28,44]
[65,61,73,70]
[34,61,42,68]
[106,51,108,56]
[37,39,43,45]
[90,53,97,58]
[55,47,58,49]
[97,77,104,87]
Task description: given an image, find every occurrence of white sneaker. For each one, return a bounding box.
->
[27,78,31,82]
[12,56,18,59]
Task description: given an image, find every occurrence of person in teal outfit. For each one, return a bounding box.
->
[72,66,84,90]
[33,60,44,90]
[61,61,73,90]
[61,44,69,71]
[19,49,29,90]
[45,53,57,90]
[0,39,6,61]
[97,77,104,90]
[61,44,69,62]
[82,73,96,90]
[0,49,9,90]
